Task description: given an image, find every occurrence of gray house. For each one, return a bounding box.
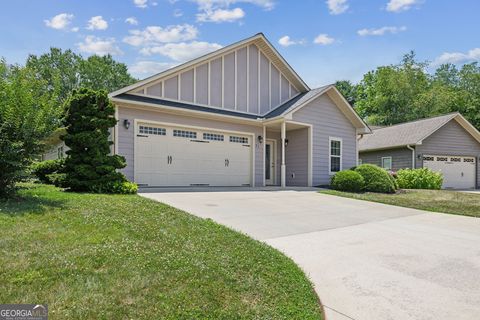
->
[106,33,370,188]
[358,113,480,189]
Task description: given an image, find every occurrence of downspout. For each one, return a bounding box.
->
[407,145,415,169]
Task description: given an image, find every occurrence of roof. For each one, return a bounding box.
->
[264,86,330,118]
[110,33,309,98]
[358,113,480,151]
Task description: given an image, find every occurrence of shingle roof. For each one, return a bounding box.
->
[358,113,459,151]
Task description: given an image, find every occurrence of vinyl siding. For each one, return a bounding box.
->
[195,63,208,105]
[117,105,264,186]
[359,147,413,171]
[416,120,480,187]
[292,94,357,186]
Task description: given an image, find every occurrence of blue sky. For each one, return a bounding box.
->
[1,0,479,87]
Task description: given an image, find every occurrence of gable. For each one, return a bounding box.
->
[115,34,306,116]
[420,119,480,153]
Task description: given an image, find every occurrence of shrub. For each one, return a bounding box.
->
[31,159,65,184]
[396,168,443,190]
[89,181,138,194]
[45,173,67,188]
[388,172,399,190]
[331,170,365,192]
[62,88,128,193]
[354,164,396,193]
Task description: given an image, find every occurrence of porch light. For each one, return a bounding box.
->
[284,139,289,147]
[257,135,263,144]
[123,119,131,129]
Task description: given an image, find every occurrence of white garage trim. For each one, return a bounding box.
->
[133,118,256,187]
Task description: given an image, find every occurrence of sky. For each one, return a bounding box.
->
[1,0,479,88]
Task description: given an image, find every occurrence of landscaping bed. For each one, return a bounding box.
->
[0,184,323,319]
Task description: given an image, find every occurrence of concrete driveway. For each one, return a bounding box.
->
[141,189,480,320]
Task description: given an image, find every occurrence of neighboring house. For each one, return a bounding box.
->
[358,113,480,189]
[41,128,69,161]
[45,33,364,188]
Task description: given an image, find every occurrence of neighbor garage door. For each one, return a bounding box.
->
[423,155,476,189]
[134,123,252,187]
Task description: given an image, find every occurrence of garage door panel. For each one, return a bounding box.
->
[423,155,476,189]
[135,123,252,187]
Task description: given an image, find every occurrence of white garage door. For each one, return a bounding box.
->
[423,155,476,189]
[134,123,252,187]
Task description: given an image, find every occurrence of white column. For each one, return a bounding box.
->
[281,121,286,187]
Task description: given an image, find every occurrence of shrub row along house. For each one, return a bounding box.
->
[43,33,480,189]
[358,113,480,189]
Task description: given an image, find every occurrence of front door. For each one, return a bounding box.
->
[265,140,275,185]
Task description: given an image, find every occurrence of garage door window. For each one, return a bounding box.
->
[203,133,224,141]
[382,157,392,170]
[139,125,166,136]
[329,137,342,174]
[230,136,248,144]
[173,129,197,139]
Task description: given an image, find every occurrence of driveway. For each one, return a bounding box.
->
[141,190,480,320]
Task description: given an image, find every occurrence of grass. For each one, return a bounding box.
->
[0,184,323,319]
[321,189,480,218]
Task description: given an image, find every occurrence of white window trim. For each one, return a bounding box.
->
[381,156,393,170]
[329,137,343,175]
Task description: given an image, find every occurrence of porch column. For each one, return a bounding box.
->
[281,121,286,187]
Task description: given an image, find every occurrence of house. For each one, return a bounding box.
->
[41,128,68,161]
[358,113,480,189]
[42,33,367,188]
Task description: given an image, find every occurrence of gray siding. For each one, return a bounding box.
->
[164,76,178,100]
[195,63,208,105]
[223,52,235,110]
[117,105,264,186]
[180,70,194,102]
[416,120,480,186]
[359,147,413,171]
[210,58,222,107]
[286,128,308,186]
[281,75,289,102]
[248,44,259,114]
[292,94,357,186]
[146,83,161,96]
[236,47,248,112]
[270,65,280,108]
[259,52,270,114]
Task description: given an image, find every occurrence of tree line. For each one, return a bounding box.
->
[336,52,480,130]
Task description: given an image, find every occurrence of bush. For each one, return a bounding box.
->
[45,173,67,188]
[396,168,443,190]
[31,159,64,184]
[331,170,365,192]
[89,181,138,194]
[354,164,396,193]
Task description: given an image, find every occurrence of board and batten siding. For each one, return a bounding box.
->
[416,120,480,186]
[292,94,357,186]
[116,105,264,186]
[131,44,300,116]
[359,147,413,171]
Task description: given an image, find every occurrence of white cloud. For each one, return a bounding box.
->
[314,34,335,45]
[433,48,480,66]
[129,61,177,75]
[357,26,407,36]
[71,27,79,32]
[87,16,108,30]
[134,0,148,8]
[77,36,123,56]
[140,41,223,61]
[191,0,275,11]
[386,0,422,12]
[326,0,349,15]
[123,24,198,46]
[277,35,305,47]
[197,7,245,23]
[125,17,139,25]
[44,13,74,30]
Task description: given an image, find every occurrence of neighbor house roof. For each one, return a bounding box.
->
[358,112,480,151]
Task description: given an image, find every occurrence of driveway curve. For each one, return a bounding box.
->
[141,189,480,320]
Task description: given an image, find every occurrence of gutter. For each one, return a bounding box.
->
[407,145,415,169]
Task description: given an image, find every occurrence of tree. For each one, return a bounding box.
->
[62,88,127,192]
[0,60,60,197]
[335,80,357,105]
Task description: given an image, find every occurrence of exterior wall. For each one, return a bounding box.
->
[359,147,413,171]
[132,44,300,116]
[285,127,308,186]
[42,141,68,161]
[416,120,480,187]
[117,105,264,186]
[292,94,357,186]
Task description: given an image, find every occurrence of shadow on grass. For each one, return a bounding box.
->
[0,190,67,217]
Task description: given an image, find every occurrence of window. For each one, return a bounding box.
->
[382,157,392,170]
[230,136,249,144]
[139,125,166,136]
[329,138,342,174]
[203,133,224,141]
[173,129,197,139]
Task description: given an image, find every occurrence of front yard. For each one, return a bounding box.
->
[321,189,480,218]
[0,184,323,319]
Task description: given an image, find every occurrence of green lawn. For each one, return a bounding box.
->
[321,189,480,218]
[0,184,323,319]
